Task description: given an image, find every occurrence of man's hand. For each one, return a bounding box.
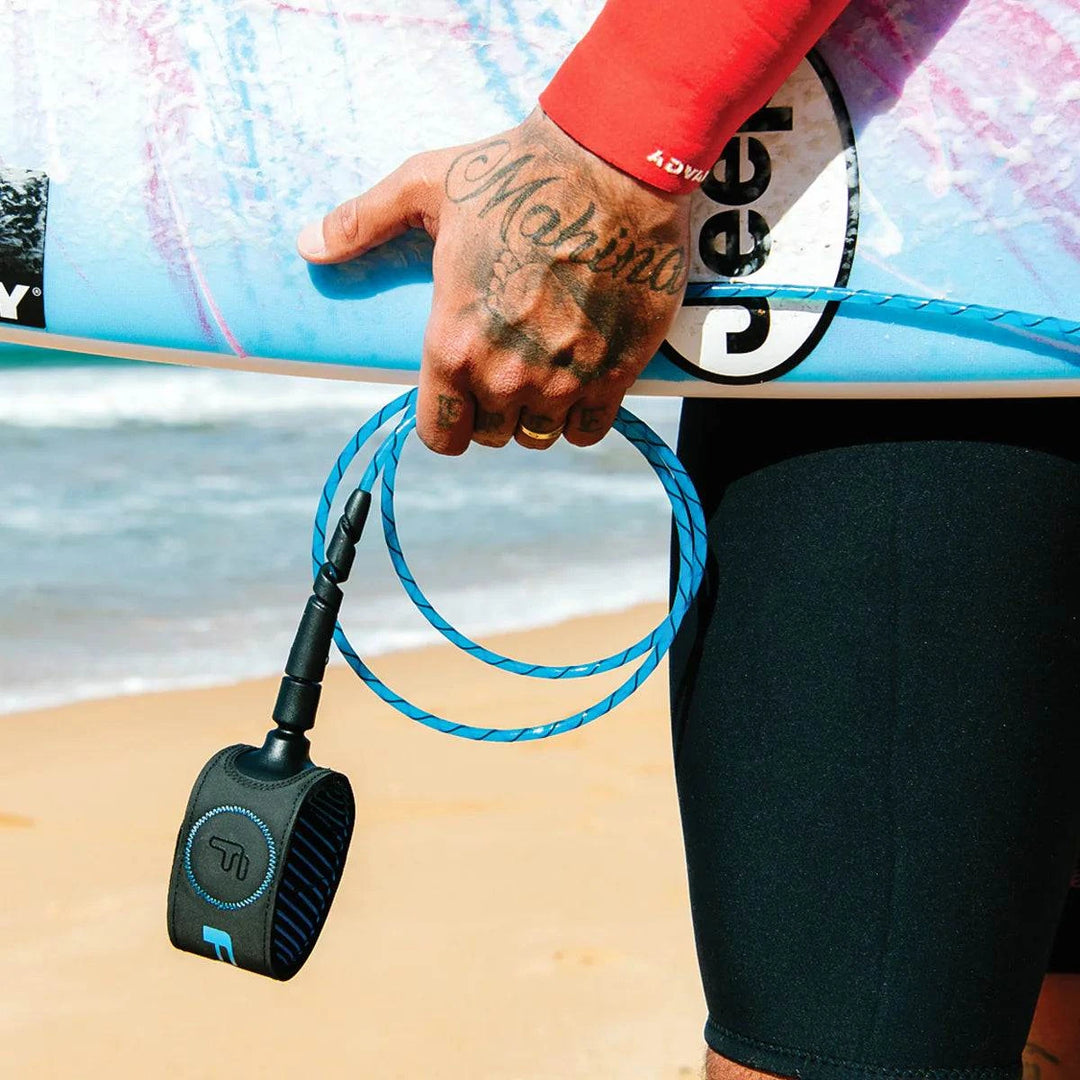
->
[297,110,690,454]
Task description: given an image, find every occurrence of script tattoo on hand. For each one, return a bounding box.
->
[442,137,688,386]
[444,140,688,298]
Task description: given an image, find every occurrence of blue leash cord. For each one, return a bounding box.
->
[686,283,1080,356]
[311,388,708,742]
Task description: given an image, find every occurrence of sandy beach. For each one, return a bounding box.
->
[1,603,709,1079]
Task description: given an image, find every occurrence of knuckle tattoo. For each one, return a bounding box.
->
[474,408,506,433]
[577,406,607,434]
[435,393,465,430]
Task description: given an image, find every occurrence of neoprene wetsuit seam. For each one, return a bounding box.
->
[865,442,905,1050]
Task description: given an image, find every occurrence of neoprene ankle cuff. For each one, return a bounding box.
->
[167,745,354,980]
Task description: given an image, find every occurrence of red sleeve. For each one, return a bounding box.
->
[538,0,851,194]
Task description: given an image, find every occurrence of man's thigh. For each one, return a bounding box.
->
[670,398,1080,1080]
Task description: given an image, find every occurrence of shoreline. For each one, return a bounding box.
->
[0,591,672,719]
[1,603,708,1079]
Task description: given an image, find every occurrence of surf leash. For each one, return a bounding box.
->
[163,286,1079,980]
[163,285,1079,980]
[168,388,707,979]
[686,283,1080,358]
[311,389,708,741]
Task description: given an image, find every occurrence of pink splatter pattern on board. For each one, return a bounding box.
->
[98,0,246,355]
[268,1,522,46]
[830,0,1080,286]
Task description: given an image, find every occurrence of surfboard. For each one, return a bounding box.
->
[1,0,1078,396]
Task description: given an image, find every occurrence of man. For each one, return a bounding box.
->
[297,2,1080,1076]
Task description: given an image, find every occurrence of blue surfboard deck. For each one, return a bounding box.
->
[0,0,1077,396]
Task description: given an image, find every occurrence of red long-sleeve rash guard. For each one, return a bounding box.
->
[539,0,851,194]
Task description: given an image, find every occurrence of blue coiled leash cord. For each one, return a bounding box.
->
[687,283,1080,354]
[306,283,1078,743]
[310,388,708,742]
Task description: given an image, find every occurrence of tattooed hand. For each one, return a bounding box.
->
[297,110,691,454]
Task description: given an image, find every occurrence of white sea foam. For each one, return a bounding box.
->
[0,364,399,429]
[0,358,683,718]
[0,554,669,716]
[0,362,681,435]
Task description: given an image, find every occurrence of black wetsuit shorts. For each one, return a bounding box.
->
[670,397,1080,1080]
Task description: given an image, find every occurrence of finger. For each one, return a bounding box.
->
[563,398,620,448]
[416,383,474,457]
[511,370,588,450]
[470,392,519,448]
[514,407,570,451]
[297,154,437,264]
[416,332,474,456]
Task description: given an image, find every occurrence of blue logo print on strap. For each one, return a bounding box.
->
[202,925,238,965]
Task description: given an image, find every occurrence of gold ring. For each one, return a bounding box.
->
[518,422,565,442]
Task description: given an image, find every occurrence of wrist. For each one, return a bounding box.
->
[529,108,694,208]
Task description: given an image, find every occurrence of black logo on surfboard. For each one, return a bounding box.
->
[0,168,49,329]
[664,51,859,384]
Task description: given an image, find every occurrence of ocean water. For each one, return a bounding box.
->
[0,348,682,714]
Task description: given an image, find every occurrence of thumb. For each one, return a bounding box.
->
[297,154,438,264]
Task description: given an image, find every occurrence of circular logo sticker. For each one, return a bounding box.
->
[184,804,277,911]
[664,51,859,383]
